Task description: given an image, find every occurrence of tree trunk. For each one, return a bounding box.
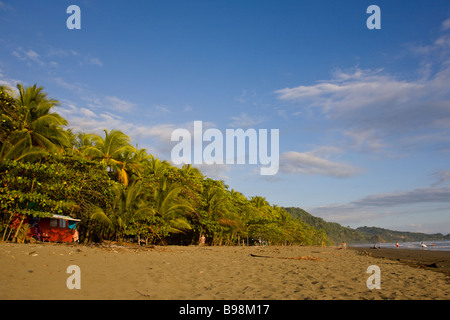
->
[12,215,25,243]
[1,213,13,242]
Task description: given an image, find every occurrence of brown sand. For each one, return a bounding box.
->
[0,243,449,300]
[352,248,450,276]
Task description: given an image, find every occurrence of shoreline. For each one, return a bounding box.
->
[350,247,450,276]
[1,242,449,300]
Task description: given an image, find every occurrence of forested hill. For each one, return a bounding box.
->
[355,226,450,243]
[283,207,450,244]
[283,207,365,244]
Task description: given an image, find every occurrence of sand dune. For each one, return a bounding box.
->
[0,243,448,300]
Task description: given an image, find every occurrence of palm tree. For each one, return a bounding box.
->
[199,183,240,244]
[11,84,70,153]
[125,147,151,180]
[0,138,47,162]
[203,185,230,222]
[81,129,137,185]
[152,178,193,236]
[251,196,269,210]
[113,180,153,242]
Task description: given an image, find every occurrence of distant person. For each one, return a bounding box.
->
[73,229,79,243]
[421,242,427,248]
[200,235,206,247]
[396,242,399,248]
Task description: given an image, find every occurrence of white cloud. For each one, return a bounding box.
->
[59,101,185,159]
[276,19,450,158]
[276,65,450,154]
[12,47,44,66]
[276,68,425,115]
[11,44,103,70]
[53,77,85,93]
[132,123,176,144]
[59,104,128,136]
[46,47,79,58]
[343,129,386,153]
[104,96,135,112]
[0,69,21,92]
[441,17,450,31]
[192,163,230,180]
[229,112,266,128]
[235,89,256,103]
[88,57,103,67]
[279,148,360,178]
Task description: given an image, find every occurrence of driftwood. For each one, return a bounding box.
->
[250,253,324,261]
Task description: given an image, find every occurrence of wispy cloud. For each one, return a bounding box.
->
[276,65,450,153]
[275,21,450,157]
[431,170,450,187]
[442,18,450,31]
[12,47,44,66]
[279,147,361,178]
[352,187,450,207]
[59,101,192,160]
[308,186,450,228]
[0,1,13,11]
[104,96,135,112]
[229,112,266,128]
[0,69,21,92]
[193,163,231,180]
[343,129,386,153]
[88,57,103,67]
[235,89,256,104]
[11,45,102,68]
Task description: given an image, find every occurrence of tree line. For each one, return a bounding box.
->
[0,84,330,246]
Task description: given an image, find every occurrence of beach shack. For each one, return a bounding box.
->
[12,214,81,243]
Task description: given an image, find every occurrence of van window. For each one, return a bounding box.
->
[50,219,57,227]
[68,221,77,230]
[59,219,66,228]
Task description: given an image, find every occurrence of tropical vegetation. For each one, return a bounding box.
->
[0,84,330,246]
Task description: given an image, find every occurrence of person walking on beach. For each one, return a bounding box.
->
[200,235,206,247]
[396,242,399,248]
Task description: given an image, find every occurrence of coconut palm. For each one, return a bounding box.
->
[202,185,230,221]
[10,84,70,153]
[80,129,137,185]
[152,179,192,235]
[251,196,270,210]
[124,147,151,180]
[113,180,153,241]
[0,138,47,162]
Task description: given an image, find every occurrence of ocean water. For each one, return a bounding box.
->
[351,240,450,251]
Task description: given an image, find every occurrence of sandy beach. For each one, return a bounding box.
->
[0,242,448,300]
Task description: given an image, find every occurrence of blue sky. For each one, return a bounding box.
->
[1,0,450,234]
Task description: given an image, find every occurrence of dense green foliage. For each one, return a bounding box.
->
[0,84,330,246]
